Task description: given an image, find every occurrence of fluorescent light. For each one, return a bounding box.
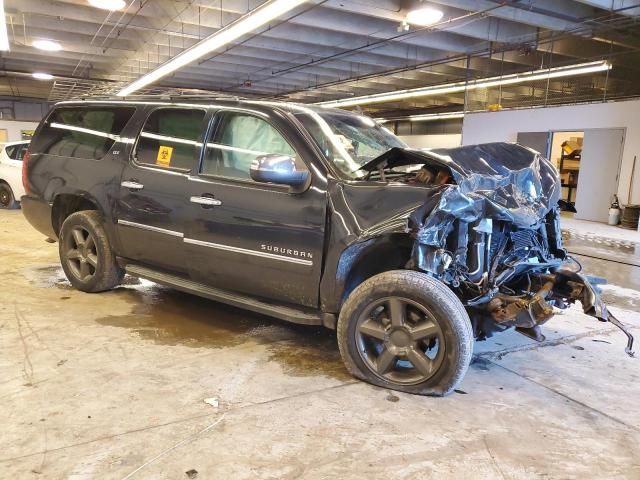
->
[117,0,308,96]
[317,61,612,108]
[88,0,126,10]
[33,39,62,51]
[406,7,444,26]
[376,111,465,123]
[32,72,53,80]
[0,0,9,51]
[410,112,464,122]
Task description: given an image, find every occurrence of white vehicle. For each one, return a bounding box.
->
[0,141,30,209]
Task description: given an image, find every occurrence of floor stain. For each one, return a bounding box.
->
[23,264,349,380]
[91,280,350,380]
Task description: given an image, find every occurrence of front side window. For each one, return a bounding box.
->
[30,107,135,160]
[293,110,406,179]
[201,112,304,180]
[135,108,206,172]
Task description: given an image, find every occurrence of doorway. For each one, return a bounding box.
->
[549,129,624,223]
[518,128,625,224]
[573,128,624,223]
[550,131,583,210]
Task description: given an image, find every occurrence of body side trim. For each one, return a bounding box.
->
[117,219,183,237]
[184,237,313,266]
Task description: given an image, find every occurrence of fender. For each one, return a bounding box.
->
[319,179,432,313]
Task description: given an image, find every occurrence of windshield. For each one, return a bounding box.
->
[293,110,406,179]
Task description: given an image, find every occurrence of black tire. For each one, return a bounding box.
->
[0,182,18,209]
[58,210,124,293]
[337,270,473,396]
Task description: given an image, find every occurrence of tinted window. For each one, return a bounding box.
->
[15,144,29,161]
[135,108,206,172]
[8,143,29,161]
[30,107,135,160]
[202,112,303,180]
[4,145,16,159]
[293,111,405,179]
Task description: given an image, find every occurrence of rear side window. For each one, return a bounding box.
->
[30,107,135,160]
[8,143,29,161]
[135,108,206,172]
[4,145,16,159]
[15,144,29,161]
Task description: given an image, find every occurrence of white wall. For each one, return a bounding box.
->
[462,99,640,204]
[398,134,462,149]
[0,120,39,142]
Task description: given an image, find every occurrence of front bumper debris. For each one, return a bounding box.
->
[484,268,635,356]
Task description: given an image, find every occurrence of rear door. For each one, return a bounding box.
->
[115,106,209,274]
[184,108,327,307]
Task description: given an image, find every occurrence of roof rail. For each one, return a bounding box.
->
[63,93,247,102]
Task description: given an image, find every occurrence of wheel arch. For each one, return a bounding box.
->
[327,233,415,313]
[51,193,103,236]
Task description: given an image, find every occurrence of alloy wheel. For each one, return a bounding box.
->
[63,226,98,281]
[0,188,10,207]
[355,296,445,385]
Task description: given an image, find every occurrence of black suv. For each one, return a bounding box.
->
[21,98,633,396]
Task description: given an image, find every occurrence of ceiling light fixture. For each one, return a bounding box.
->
[117,0,308,96]
[409,111,465,122]
[0,0,10,51]
[32,72,54,80]
[376,111,465,123]
[405,6,444,26]
[88,0,126,11]
[32,39,62,51]
[317,61,612,109]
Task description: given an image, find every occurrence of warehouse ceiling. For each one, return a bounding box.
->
[1,0,639,118]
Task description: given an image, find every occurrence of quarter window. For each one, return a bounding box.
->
[30,107,135,160]
[201,112,304,180]
[4,145,16,159]
[135,108,206,172]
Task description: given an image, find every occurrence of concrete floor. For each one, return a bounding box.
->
[1,209,639,479]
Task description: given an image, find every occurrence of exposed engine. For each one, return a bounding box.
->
[363,143,634,355]
[416,208,576,341]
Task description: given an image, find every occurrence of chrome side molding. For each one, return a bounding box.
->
[184,238,313,266]
[117,219,183,238]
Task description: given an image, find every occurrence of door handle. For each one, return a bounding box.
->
[121,180,144,191]
[190,196,222,207]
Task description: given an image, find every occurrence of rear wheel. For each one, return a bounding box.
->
[0,183,18,209]
[337,270,473,396]
[59,210,124,292]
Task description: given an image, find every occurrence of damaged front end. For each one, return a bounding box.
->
[372,143,634,356]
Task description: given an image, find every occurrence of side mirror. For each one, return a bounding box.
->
[250,154,309,188]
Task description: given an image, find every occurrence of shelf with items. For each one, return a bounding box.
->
[558,140,582,206]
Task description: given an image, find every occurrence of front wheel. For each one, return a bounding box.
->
[337,270,473,396]
[59,210,124,292]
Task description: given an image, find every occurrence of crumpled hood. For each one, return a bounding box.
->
[363,143,560,246]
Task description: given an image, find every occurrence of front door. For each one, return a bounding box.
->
[184,109,327,307]
[115,106,209,274]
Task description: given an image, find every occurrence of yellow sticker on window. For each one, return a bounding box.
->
[156,145,173,167]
